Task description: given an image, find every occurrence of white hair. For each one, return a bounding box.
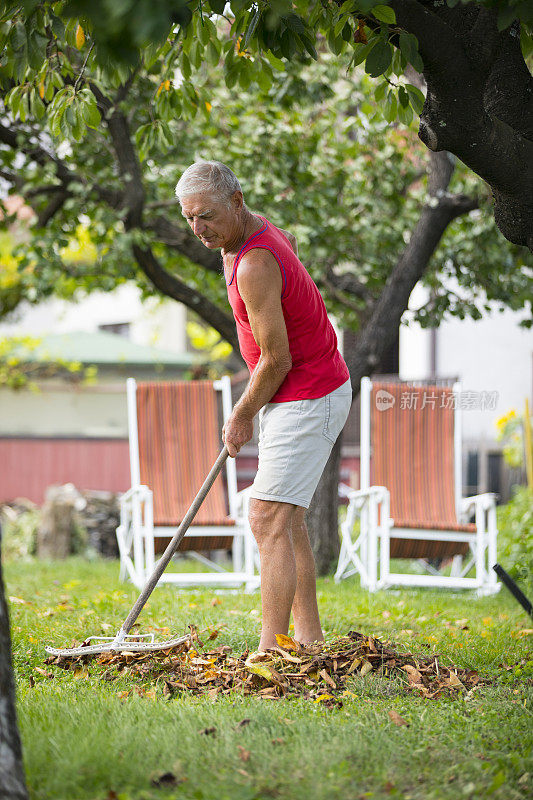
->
[175,161,243,205]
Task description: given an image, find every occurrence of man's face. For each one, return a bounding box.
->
[181,191,242,250]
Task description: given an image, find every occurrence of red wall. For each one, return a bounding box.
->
[0,438,131,504]
[0,438,359,505]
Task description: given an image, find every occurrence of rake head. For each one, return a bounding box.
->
[45,632,190,658]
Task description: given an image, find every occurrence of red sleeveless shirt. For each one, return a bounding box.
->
[223,216,349,403]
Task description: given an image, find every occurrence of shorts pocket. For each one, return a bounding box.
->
[323,390,351,444]
[322,394,335,443]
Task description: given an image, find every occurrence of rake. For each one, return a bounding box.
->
[45,446,229,657]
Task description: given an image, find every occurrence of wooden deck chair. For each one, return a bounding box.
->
[335,378,500,594]
[116,376,259,590]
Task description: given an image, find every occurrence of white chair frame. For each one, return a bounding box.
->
[116,375,259,591]
[335,377,500,595]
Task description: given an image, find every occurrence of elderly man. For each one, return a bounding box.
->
[175,161,351,650]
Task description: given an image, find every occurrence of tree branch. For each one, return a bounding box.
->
[345,150,480,387]
[132,243,240,353]
[145,214,223,273]
[0,122,122,215]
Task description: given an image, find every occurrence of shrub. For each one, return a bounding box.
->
[497,486,533,594]
[0,506,39,560]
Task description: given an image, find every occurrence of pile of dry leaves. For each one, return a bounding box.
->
[45,628,491,707]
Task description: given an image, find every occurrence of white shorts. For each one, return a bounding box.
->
[249,379,352,509]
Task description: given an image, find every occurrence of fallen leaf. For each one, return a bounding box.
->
[388,710,409,727]
[275,634,299,651]
[211,598,222,606]
[447,671,464,688]
[319,668,336,689]
[151,772,185,788]
[236,718,251,728]
[359,660,373,677]
[403,664,423,684]
[199,727,216,736]
[454,619,469,630]
[271,737,285,745]
[33,667,53,678]
[237,745,250,762]
[314,693,334,703]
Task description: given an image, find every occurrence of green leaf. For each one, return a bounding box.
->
[225,63,241,89]
[339,0,356,13]
[190,40,203,70]
[497,7,519,31]
[243,8,262,50]
[398,100,413,126]
[82,99,101,129]
[374,80,388,103]
[27,30,47,71]
[371,5,396,25]
[405,83,425,115]
[48,12,65,40]
[280,30,296,60]
[255,62,273,92]
[302,35,318,59]
[207,40,220,66]
[31,92,46,120]
[349,40,376,69]
[399,31,423,72]
[181,53,191,81]
[265,51,286,71]
[334,15,349,38]
[238,65,252,90]
[398,86,409,108]
[383,88,398,122]
[209,0,226,14]
[11,22,27,52]
[365,39,392,77]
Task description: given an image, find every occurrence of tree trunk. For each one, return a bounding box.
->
[306,145,478,573]
[0,524,29,800]
[37,484,80,559]
[306,433,344,575]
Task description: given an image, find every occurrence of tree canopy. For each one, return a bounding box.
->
[1,0,532,247]
[1,0,531,569]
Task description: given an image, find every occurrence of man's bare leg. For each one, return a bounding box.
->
[290,507,324,644]
[248,498,297,651]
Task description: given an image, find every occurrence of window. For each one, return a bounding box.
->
[99,322,130,338]
[466,451,478,495]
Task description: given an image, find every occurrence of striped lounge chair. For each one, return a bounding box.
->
[116,376,258,590]
[335,377,500,594]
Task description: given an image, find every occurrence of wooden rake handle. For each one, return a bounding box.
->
[118,446,230,639]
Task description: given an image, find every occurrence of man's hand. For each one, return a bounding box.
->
[222,408,254,458]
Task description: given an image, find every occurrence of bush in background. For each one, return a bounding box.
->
[0,505,39,560]
[497,486,533,594]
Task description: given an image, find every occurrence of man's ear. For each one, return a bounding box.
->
[231,190,244,212]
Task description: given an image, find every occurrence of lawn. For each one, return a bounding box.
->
[5,557,533,800]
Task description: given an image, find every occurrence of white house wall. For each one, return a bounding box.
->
[437,306,532,440]
[0,386,127,437]
[0,284,187,353]
[399,283,532,442]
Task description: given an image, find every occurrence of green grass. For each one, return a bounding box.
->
[5,557,533,800]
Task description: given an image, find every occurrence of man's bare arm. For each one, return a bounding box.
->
[222,250,292,456]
